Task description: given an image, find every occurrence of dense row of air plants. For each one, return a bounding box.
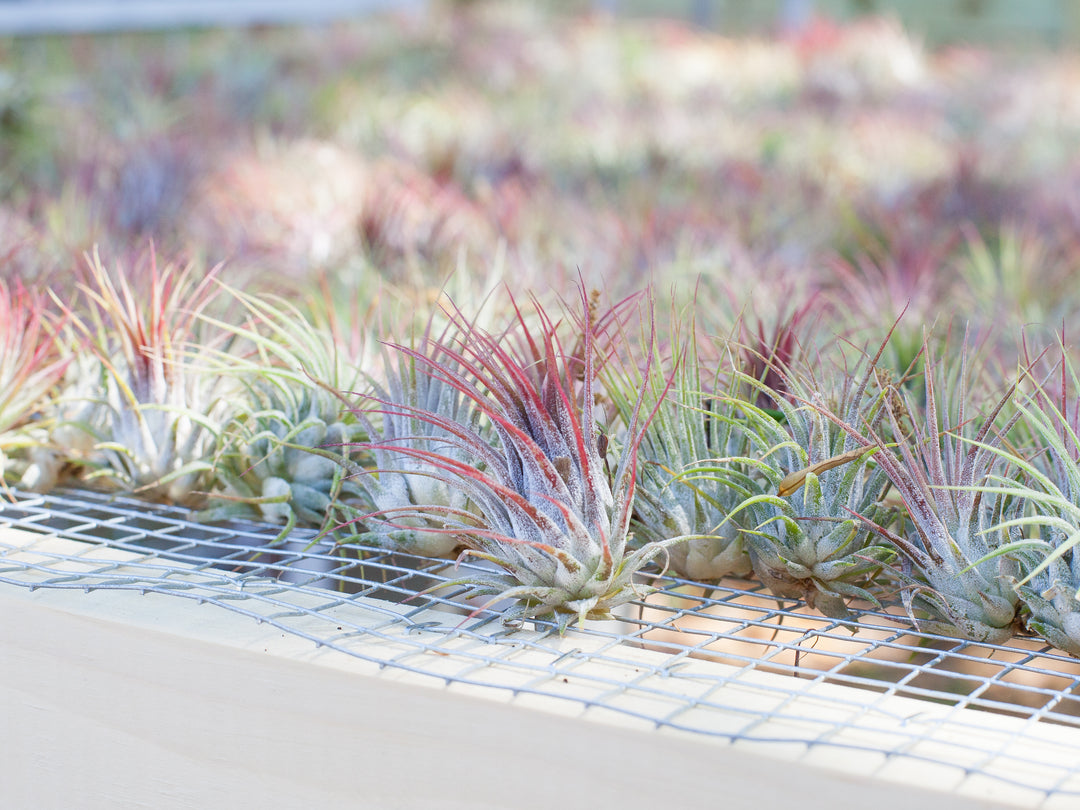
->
[7,7,1080,312]
[7,246,1080,651]
[4,7,1080,662]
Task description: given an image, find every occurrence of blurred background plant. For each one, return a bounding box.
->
[0,1,1076,316]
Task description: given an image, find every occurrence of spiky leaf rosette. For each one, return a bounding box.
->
[195,286,368,535]
[0,279,69,485]
[848,338,1023,643]
[0,280,68,436]
[954,342,1080,657]
[608,316,755,581]
[336,331,483,559]
[42,247,236,503]
[351,289,670,629]
[725,351,897,618]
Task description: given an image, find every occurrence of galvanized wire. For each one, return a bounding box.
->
[1,487,1078,805]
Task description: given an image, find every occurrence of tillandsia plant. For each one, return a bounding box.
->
[738,296,821,413]
[958,223,1071,336]
[39,246,235,504]
[722,341,899,618]
[823,220,959,407]
[0,279,70,485]
[344,288,675,629]
[844,336,1025,643]
[335,327,482,558]
[195,285,369,536]
[951,340,1080,657]
[608,313,755,582]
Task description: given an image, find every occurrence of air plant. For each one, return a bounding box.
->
[607,313,756,582]
[342,288,675,629]
[823,216,958,403]
[722,339,899,618]
[843,336,1024,643]
[958,223,1068,333]
[0,279,69,485]
[40,246,235,504]
[195,285,369,537]
[950,338,1080,656]
[737,296,820,412]
[334,328,482,559]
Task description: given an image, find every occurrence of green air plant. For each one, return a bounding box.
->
[609,317,755,582]
[845,337,1024,643]
[723,345,899,618]
[953,341,1080,657]
[195,285,369,537]
[0,279,69,487]
[43,247,235,504]
[345,289,674,629]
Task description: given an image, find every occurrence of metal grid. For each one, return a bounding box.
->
[2,487,1079,806]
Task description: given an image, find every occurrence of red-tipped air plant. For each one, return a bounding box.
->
[0,278,69,437]
[46,245,237,504]
[339,286,678,629]
[0,278,70,488]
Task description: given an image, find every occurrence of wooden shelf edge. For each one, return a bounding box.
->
[0,558,1020,809]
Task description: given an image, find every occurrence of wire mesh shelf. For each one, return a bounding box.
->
[1,487,1078,807]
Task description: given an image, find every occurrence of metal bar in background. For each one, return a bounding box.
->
[595,0,1073,47]
[0,1,1070,44]
[0,0,426,35]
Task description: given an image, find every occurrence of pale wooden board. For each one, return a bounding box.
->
[0,527,1068,808]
